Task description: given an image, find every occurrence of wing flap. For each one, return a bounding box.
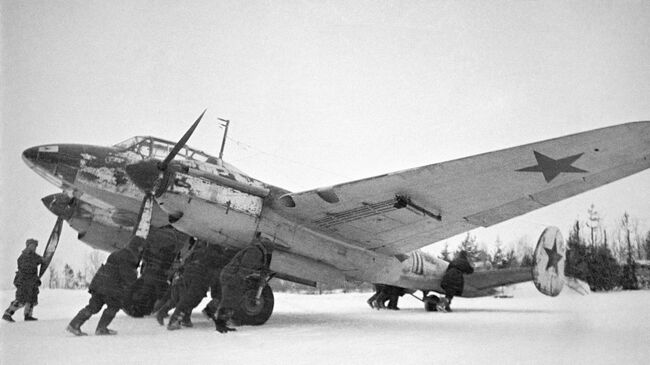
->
[465,196,544,227]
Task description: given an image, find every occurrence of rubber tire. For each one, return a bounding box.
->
[424,295,439,312]
[233,284,274,326]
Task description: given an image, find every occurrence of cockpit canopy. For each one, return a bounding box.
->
[114,136,218,164]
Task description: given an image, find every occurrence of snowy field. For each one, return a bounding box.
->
[1,285,649,365]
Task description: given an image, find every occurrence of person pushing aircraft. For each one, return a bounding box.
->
[67,239,144,336]
[166,241,229,330]
[439,250,475,312]
[210,241,271,333]
[3,239,44,322]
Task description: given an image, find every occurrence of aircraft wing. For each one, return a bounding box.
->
[273,121,650,255]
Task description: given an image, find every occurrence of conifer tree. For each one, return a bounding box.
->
[491,244,505,268]
[456,233,481,262]
[504,248,517,268]
[565,220,589,282]
[619,213,639,289]
[587,244,621,291]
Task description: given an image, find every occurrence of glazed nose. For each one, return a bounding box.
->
[22,145,61,165]
[22,146,39,164]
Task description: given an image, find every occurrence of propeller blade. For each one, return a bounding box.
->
[133,193,155,239]
[160,109,207,171]
[39,216,64,278]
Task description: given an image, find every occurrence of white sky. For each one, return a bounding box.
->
[2,0,650,288]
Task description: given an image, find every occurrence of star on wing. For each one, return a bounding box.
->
[517,151,587,182]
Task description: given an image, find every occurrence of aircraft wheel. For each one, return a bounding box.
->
[424,295,439,312]
[233,284,274,326]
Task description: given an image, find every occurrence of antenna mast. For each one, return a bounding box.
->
[218,118,230,160]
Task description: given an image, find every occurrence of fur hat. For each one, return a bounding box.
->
[25,238,38,246]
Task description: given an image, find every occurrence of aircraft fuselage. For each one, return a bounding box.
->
[23,138,456,294]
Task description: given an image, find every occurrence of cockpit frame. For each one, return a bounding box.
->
[114,136,218,164]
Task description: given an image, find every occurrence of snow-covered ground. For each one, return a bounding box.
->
[1,285,649,365]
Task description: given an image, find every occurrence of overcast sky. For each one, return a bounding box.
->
[2,0,649,289]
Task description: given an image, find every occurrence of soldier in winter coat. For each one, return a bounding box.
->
[66,239,143,336]
[440,250,474,312]
[128,244,177,317]
[366,284,405,310]
[200,269,224,320]
[212,243,269,333]
[384,285,406,310]
[166,243,229,330]
[3,239,43,322]
[366,284,383,309]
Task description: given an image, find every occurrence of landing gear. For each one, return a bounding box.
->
[233,283,274,326]
[225,238,276,326]
[423,294,440,312]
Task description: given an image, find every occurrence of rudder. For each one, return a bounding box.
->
[532,226,565,296]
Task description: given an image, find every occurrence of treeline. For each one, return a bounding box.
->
[564,209,650,291]
[44,251,107,289]
[445,206,650,292]
[438,234,535,269]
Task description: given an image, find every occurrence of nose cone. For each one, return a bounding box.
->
[22,146,40,165]
[41,193,75,218]
[22,144,81,188]
[22,145,60,177]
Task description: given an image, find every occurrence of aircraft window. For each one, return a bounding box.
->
[192,153,208,162]
[113,136,143,150]
[138,144,151,158]
[115,136,219,163]
[151,142,172,160]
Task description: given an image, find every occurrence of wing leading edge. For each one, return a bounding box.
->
[272,122,650,255]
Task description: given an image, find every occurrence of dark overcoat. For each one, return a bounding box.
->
[441,254,474,297]
[13,250,43,303]
[181,244,229,296]
[219,245,267,309]
[173,245,229,312]
[89,247,139,301]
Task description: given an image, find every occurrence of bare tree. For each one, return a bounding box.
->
[84,250,107,281]
[617,212,639,262]
[63,264,75,289]
[619,212,639,289]
[586,204,602,246]
[514,236,533,264]
[48,262,60,289]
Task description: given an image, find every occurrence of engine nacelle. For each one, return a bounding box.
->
[532,226,566,296]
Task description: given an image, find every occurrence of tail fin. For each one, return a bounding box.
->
[532,226,566,297]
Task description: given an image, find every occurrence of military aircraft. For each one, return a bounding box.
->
[23,113,650,325]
